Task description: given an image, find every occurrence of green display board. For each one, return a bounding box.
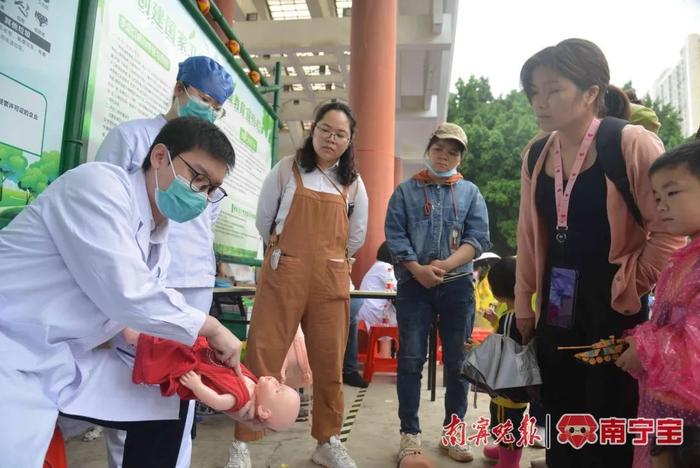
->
[0,0,80,228]
[82,0,275,265]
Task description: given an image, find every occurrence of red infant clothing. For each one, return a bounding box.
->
[132,335,257,413]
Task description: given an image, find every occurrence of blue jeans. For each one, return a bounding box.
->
[396,275,474,434]
[343,297,364,374]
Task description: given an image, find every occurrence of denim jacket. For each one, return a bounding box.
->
[385,177,491,285]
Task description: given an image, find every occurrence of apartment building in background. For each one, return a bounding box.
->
[651,33,700,136]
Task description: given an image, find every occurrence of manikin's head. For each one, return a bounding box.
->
[253,376,301,431]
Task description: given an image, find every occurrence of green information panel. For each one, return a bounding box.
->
[0,0,80,228]
[83,0,274,264]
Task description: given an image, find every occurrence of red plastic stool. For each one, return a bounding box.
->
[471,327,493,344]
[357,320,369,365]
[363,325,399,382]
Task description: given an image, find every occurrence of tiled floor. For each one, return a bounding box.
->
[66,368,546,467]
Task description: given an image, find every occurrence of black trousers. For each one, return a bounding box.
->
[489,401,526,449]
[61,400,189,468]
[536,289,647,468]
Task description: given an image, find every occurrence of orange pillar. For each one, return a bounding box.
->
[349,0,397,283]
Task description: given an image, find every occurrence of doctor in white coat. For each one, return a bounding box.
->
[0,117,253,468]
[94,55,234,468]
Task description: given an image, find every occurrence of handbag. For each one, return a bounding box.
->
[461,313,541,403]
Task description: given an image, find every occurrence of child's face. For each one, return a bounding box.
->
[651,165,700,239]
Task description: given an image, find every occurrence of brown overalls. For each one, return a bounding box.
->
[236,164,350,442]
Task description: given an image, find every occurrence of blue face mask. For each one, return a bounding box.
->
[425,159,458,178]
[177,88,217,123]
[155,152,209,223]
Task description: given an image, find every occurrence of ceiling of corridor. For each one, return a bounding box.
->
[230,0,459,175]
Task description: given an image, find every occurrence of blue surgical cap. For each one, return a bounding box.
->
[177,56,235,105]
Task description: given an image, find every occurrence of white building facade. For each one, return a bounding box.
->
[651,33,700,136]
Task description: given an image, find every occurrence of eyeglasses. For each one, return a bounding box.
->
[177,156,228,203]
[315,125,350,143]
[184,85,227,120]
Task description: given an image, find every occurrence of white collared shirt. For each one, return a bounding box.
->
[256,156,368,255]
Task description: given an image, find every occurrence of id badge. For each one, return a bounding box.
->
[546,267,578,329]
[270,248,282,270]
[450,226,461,253]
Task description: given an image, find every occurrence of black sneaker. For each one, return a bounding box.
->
[343,372,369,388]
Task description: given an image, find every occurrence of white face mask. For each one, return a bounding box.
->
[424,158,458,177]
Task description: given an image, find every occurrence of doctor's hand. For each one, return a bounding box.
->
[200,317,243,376]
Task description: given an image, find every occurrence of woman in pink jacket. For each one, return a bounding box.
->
[514,38,685,467]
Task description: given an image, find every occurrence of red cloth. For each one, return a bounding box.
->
[43,426,67,468]
[132,335,257,413]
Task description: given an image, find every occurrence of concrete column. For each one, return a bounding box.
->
[349,0,397,283]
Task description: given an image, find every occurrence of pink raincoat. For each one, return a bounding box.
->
[629,236,700,467]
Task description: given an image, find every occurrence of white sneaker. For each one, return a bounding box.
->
[398,432,422,461]
[439,435,474,462]
[311,435,357,468]
[225,440,252,468]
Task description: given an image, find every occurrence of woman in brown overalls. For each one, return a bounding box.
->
[227,102,368,468]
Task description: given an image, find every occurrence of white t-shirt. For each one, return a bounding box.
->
[255,156,368,255]
[358,261,397,327]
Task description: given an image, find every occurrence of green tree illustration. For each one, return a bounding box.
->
[0,144,28,202]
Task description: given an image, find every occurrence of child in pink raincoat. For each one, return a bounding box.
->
[617,140,700,468]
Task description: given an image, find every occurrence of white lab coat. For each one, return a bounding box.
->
[95,115,220,289]
[0,163,206,467]
[96,115,219,468]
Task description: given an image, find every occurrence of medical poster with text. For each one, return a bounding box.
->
[84,0,274,264]
[0,0,79,228]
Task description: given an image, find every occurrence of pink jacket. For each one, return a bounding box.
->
[631,235,699,409]
[515,125,686,321]
[629,236,699,468]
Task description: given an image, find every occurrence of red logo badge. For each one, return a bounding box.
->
[556,414,598,449]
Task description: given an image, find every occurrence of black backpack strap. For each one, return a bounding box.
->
[596,117,644,226]
[526,135,550,177]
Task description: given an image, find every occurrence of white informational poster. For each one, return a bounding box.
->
[84,0,274,263]
[0,0,79,228]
